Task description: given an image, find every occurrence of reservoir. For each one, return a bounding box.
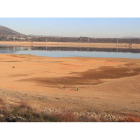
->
[0,46,140,59]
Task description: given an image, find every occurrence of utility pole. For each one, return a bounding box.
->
[13,37,16,41]
[117,38,119,48]
[31,37,33,47]
[80,36,82,42]
[88,37,89,42]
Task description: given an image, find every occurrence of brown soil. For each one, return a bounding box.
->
[0,54,140,119]
[19,66,140,86]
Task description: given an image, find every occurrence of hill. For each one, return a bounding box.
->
[0,25,25,36]
[122,36,140,39]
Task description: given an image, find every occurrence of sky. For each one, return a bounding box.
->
[0,18,140,38]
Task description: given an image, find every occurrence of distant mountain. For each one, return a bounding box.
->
[28,34,61,37]
[122,36,140,39]
[0,25,25,36]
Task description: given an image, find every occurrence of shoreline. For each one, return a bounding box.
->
[0,41,140,48]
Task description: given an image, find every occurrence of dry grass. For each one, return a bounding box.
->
[121,116,140,122]
[0,99,140,122]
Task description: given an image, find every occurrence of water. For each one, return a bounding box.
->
[0,46,140,58]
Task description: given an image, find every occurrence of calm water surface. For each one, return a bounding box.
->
[0,47,140,58]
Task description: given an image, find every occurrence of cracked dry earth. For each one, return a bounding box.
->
[0,54,140,121]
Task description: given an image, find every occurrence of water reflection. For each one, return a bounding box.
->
[0,46,140,52]
[0,46,140,58]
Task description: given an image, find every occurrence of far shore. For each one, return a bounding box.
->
[0,41,140,49]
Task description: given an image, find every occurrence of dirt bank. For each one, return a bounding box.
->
[0,41,140,49]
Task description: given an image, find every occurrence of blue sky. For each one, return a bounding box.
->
[0,18,140,38]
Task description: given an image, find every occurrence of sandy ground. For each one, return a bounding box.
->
[0,54,140,118]
[0,41,140,49]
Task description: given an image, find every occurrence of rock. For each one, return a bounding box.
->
[6,116,26,122]
[16,116,26,122]
[0,114,4,117]
[6,116,17,122]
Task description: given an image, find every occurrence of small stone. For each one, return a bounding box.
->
[0,114,4,117]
